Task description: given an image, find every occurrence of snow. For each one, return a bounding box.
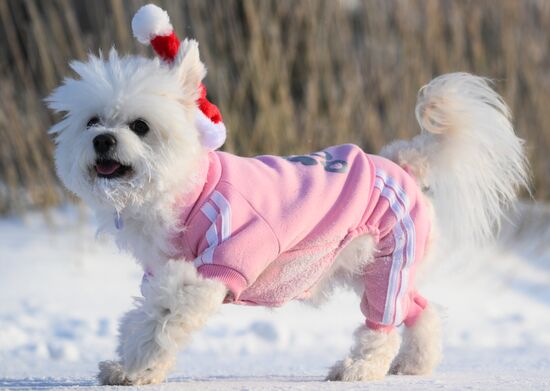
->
[1,202,549,390]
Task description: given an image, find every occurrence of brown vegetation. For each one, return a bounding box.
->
[1,0,548,214]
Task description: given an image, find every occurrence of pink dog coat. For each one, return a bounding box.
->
[168,144,431,330]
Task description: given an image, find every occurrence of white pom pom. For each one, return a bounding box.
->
[132,4,173,45]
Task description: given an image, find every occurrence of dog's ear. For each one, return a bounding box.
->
[172,39,206,103]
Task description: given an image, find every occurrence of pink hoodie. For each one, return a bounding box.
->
[169,144,431,330]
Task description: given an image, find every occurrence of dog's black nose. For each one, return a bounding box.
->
[93,133,117,154]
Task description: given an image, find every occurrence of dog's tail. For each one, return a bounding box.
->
[381,72,529,245]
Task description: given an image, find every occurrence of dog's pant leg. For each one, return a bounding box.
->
[98,260,226,385]
[325,233,403,382]
[326,217,431,382]
[326,324,401,381]
[389,300,442,375]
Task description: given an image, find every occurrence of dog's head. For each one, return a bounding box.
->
[47,39,207,212]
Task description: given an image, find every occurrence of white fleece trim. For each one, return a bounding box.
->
[195,109,227,150]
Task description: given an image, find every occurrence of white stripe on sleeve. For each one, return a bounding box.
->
[211,191,232,241]
[200,202,218,223]
[374,169,416,325]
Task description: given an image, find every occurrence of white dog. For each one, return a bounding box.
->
[47,4,528,386]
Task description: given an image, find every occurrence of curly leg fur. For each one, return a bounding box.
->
[98,260,226,385]
[390,305,442,375]
[326,325,401,381]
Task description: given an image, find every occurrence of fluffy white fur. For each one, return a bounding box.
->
[381,73,529,245]
[47,39,207,272]
[98,260,226,385]
[326,326,401,381]
[390,304,442,375]
[47,34,529,385]
[306,235,376,306]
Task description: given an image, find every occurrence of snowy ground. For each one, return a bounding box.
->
[1,202,549,390]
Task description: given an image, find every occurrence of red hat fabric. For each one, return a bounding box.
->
[132,4,226,150]
[151,31,180,63]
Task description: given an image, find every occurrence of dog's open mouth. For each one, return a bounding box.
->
[94,159,132,179]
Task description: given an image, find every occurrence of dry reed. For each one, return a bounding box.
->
[0,0,548,214]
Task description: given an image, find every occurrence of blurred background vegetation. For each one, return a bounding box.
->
[0,0,549,215]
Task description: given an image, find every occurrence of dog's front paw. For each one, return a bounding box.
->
[326,357,389,381]
[326,359,349,381]
[98,360,169,386]
[98,360,132,385]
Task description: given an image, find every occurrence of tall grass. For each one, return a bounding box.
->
[1,0,549,214]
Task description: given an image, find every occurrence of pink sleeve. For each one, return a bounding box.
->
[194,182,280,300]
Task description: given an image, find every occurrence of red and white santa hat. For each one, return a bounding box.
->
[131,4,226,151]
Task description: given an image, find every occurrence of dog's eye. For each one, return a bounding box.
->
[129,119,150,136]
[87,117,100,128]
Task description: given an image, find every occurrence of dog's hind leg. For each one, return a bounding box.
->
[326,324,401,381]
[389,302,442,375]
[98,260,226,385]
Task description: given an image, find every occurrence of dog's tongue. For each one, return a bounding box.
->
[96,161,121,175]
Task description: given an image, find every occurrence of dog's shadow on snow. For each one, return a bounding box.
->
[0,378,96,389]
[0,376,323,389]
[170,375,322,383]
